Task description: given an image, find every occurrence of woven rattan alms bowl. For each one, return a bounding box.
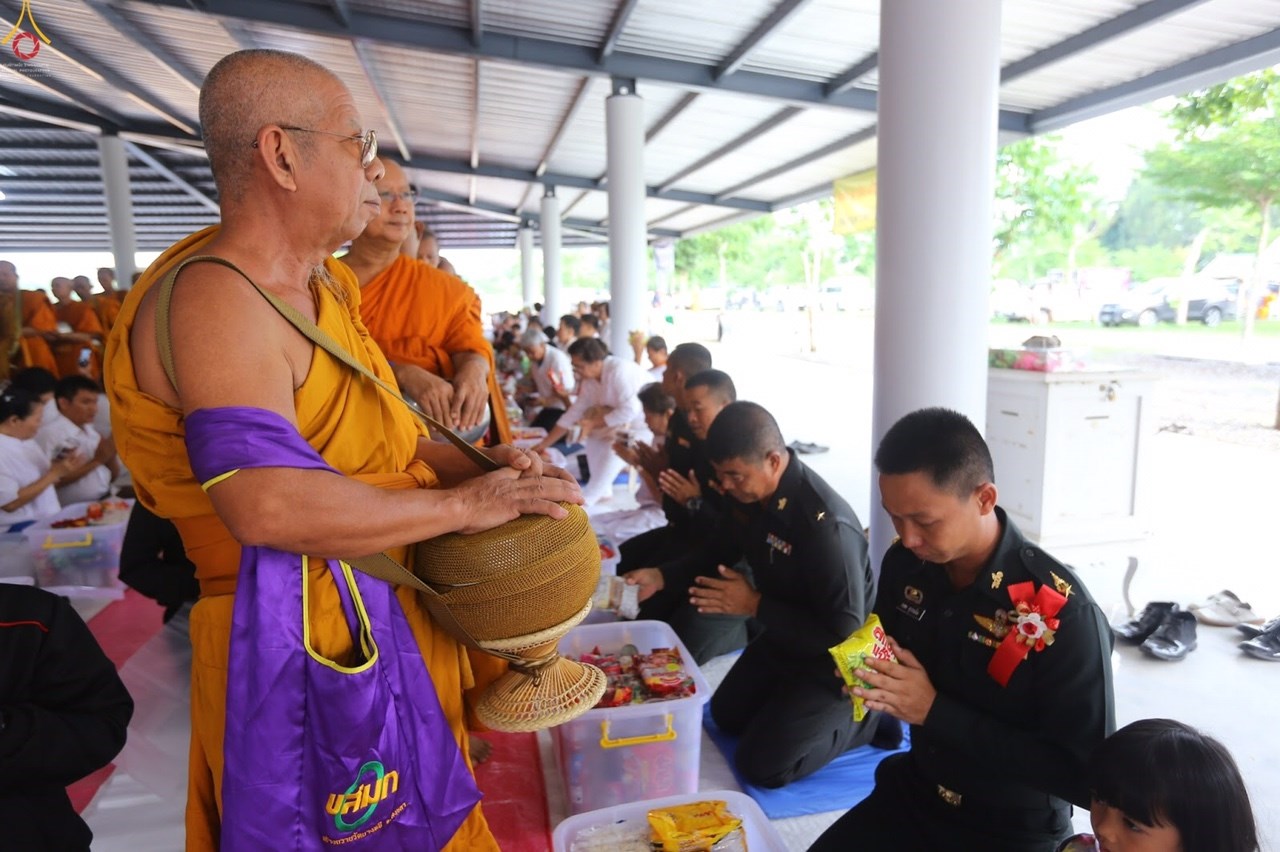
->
[413,503,601,640]
[413,503,606,732]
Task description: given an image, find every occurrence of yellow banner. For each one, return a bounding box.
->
[833,170,876,235]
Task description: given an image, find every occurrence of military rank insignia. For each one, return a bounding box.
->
[1051,571,1073,598]
[766,532,792,556]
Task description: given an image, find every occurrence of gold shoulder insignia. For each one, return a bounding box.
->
[1051,571,1073,598]
[816,510,825,521]
[990,570,1004,590]
[777,497,788,510]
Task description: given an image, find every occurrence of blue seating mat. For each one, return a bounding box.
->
[702,703,910,820]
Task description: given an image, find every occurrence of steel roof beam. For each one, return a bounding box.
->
[645,92,698,143]
[599,0,640,61]
[714,0,814,81]
[537,77,591,177]
[328,0,351,27]
[0,94,194,142]
[1002,0,1213,84]
[0,2,196,135]
[124,0,1040,127]
[1030,24,1280,133]
[657,105,802,192]
[712,124,876,201]
[413,183,677,239]
[124,141,221,212]
[470,61,482,169]
[0,63,127,127]
[825,51,878,96]
[353,40,411,161]
[90,2,204,93]
[470,0,483,47]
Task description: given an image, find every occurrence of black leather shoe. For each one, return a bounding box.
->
[1237,616,1280,640]
[1113,602,1179,643]
[1140,611,1197,661]
[1240,628,1280,661]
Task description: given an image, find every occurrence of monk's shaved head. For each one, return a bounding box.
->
[51,277,73,301]
[199,49,339,203]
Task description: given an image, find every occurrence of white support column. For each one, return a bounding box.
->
[606,78,647,356]
[97,132,138,285]
[540,188,563,326]
[518,223,536,310]
[869,0,1003,569]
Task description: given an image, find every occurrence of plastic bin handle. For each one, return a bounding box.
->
[43,532,94,549]
[598,714,676,749]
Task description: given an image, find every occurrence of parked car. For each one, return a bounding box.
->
[1098,278,1237,327]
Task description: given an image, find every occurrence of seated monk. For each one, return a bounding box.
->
[105,49,582,851]
[74,274,121,336]
[0,260,59,380]
[50,277,104,380]
[341,161,512,445]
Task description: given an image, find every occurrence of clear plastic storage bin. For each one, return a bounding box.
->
[551,789,786,852]
[552,620,710,815]
[28,500,134,598]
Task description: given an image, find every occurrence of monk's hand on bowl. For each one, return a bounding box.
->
[399,364,454,426]
[450,363,488,430]
[455,467,580,533]
[624,568,664,603]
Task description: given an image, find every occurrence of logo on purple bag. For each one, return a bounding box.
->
[325,760,402,836]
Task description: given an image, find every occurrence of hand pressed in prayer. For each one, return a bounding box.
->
[450,362,489,430]
[658,469,701,504]
[689,565,760,617]
[851,638,937,726]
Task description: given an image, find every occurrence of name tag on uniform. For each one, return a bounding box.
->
[766,533,792,556]
[896,585,926,621]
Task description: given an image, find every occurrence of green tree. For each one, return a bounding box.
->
[1143,69,1280,341]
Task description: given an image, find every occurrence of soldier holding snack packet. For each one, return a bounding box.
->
[811,408,1114,852]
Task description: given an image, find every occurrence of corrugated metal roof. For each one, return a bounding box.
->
[1,0,1278,252]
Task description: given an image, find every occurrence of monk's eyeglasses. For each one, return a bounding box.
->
[378,189,418,203]
[255,127,379,168]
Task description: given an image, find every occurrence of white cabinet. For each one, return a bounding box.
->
[986,368,1155,550]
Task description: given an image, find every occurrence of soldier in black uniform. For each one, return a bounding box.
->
[810,408,1114,852]
[628,402,887,787]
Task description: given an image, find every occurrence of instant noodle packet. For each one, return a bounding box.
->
[647,800,747,852]
[828,613,896,722]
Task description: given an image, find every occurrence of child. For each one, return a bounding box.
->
[1059,719,1258,852]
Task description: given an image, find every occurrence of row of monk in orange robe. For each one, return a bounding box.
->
[0,264,125,383]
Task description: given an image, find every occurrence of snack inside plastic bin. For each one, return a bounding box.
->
[28,500,134,598]
[552,789,787,852]
[552,620,711,814]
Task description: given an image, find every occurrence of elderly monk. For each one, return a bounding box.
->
[104,49,581,851]
[0,261,59,379]
[50,276,104,379]
[74,274,122,336]
[341,161,512,444]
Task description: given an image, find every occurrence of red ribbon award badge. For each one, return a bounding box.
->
[986,581,1067,686]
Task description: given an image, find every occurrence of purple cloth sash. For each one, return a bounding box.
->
[186,406,481,850]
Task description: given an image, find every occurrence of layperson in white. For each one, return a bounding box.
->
[35,376,119,505]
[0,387,82,527]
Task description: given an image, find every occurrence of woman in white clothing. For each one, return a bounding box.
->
[0,387,82,528]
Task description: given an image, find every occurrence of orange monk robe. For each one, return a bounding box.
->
[90,292,122,336]
[353,255,512,446]
[1,290,59,377]
[104,226,499,852]
[52,299,105,381]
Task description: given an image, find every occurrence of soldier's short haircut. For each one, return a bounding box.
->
[874,407,994,495]
[566,336,608,363]
[684,369,736,405]
[638,383,675,415]
[705,401,784,464]
[666,342,712,376]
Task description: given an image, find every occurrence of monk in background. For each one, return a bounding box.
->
[50,277,104,380]
[0,261,59,380]
[105,48,580,850]
[342,161,512,445]
[74,274,122,335]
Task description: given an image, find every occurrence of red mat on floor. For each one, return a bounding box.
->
[71,589,168,811]
[473,731,554,852]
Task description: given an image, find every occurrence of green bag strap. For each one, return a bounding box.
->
[155,254,519,660]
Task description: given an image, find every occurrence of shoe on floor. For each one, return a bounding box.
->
[1113,602,1179,643]
[1189,589,1265,627]
[1237,615,1280,640]
[1140,611,1198,661]
[1240,629,1280,661]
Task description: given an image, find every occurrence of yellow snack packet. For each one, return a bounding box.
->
[829,613,896,721]
[647,800,744,852]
